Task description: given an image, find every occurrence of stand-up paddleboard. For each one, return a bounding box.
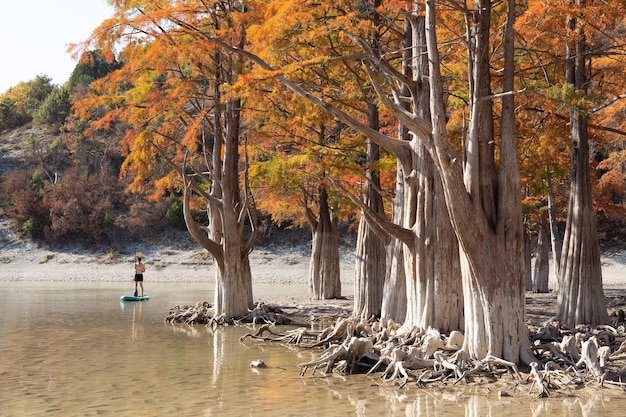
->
[120,295,150,301]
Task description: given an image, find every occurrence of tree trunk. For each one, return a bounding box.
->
[423,0,531,363]
[182,125,255,318]
[532,212,550,293]
[308,186,342,300]
[182,60,255,319]
[381,161,407,323]
[381,19,412,324]
[546,170,562,286]
[353,104,386,319]
[555,108,608,326]
[214,242,254,317]
[523,220,533,291]
[555,6,608,327]
[354,210,386,318]
[399,13,463,333]
[403,141,463,333]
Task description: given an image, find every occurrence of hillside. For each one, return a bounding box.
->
[0,123,56,175]
[0,122,624,256]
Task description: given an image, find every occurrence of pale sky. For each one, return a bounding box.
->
[0,0,114,93]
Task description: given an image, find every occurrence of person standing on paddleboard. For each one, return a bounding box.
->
[134,257,146,297]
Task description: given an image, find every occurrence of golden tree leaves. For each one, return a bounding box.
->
[68,0,626,231]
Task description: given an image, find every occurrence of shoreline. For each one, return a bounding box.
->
[0,243,356,285]
[2,242,626,288]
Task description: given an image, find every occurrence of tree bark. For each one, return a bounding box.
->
[523,220,533,291]
[555,5,609,327]
[307,185,342,300]
[398,12,463,333]
[532,212,550,293]
[381,161,407,323]
[353,103,386,319]
[381,19,412,324]
[555,107,608,326]
[403,141,463,333]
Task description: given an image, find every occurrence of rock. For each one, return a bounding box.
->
[250,359,267,368]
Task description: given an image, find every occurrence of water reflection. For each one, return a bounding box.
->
[120,300,145,342]
[1,282,626,416]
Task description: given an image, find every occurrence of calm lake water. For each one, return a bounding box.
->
[1,281,626,416]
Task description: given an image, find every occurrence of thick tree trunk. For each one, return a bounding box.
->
[354,211,386,318]
[555,9,608,327]
[308,186,342,300]
[400,13,463,333]
[424,0,531,363]
[403,142,463,333]
[381,163,406,322]
[353,104,386,319]
[359,0,527,360]
[214,244,253,317]
[182,74,254,319]
[532,212,550,293]
[555,110,608,326]
[183,141,254,318]
[459,242,529,361]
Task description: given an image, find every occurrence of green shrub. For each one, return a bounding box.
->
[34,87,71,124]
[103,212,115,228]
[165,197,185,228]
[22,217,39,238]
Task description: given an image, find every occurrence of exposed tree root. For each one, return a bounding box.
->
[165,301,626,396]
[259,315,626,395]
[164,301,291,327]
[164,302,212,325]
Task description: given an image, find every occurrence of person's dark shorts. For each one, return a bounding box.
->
[134,274,144,282]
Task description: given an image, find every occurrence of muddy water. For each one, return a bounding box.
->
[1,281,626,416]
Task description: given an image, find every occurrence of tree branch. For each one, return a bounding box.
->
[333,179,415,247]
[199,36,413,162]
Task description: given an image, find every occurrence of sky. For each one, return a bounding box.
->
[0,0,114,93]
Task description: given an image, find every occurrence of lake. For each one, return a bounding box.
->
[1,281,625,416]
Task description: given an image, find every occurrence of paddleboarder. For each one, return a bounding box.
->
[134,256,146,297]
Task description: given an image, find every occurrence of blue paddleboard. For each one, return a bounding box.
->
[120,295,150,301]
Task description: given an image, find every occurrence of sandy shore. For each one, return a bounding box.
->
[0,237,359,315]
[0,242,357,284]
[3,235,626,322]
[2,234,626,288]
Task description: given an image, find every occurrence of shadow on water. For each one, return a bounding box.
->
[1,281,626,416]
